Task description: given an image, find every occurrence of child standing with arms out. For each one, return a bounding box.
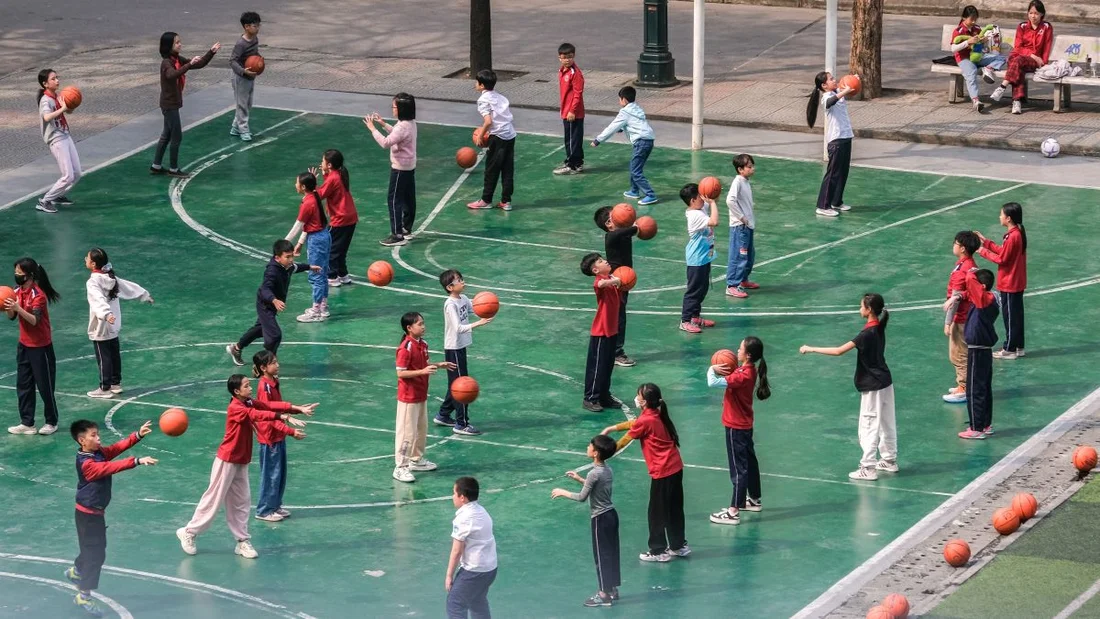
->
[467,70,517,211]
[36,69,80,213]
[5,257,61,436]
[800,293,897,481]
[252,351,306,521]
[150,32,220,178]
[592,86,658,205]
[554,42,585,175]
[551,434,620,607]
[706,336,771,525]
[725,154,758,299]
[951,269,1000,439]
[679,183,719,334]
[806,72,855,218]
[67,419,156,617]
[176,375,312,559]
[395,312,456,483]
[84,248,153,399]
[287,172,331,323]
[229,12,261,141]
[366,93,418,246]
[976,202,1027,359]
[594,207,637,367]
[434,270,492,436]
[446,476,498,619]
[580,253,623,412]
[309,150,357,286]
[943,231,980,404]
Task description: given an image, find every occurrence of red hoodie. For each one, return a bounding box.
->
[721,364,757,430]
[559,64,585,119]
[979,227,1027,293]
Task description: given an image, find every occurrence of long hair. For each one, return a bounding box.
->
[14,257,60,303]
[806,71,829,128]
[1001,202,1027,252]
[252,349,277,378]
[87,247,120,300]
[297,172,327,229]
[159,32,178,59]
[638,383,679,447]
[36,69,55,104]
[400,311,423,342]
[742,336,771,400]
[323,149,350,190]
[862,293,889,330]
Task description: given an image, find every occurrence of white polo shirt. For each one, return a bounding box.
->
[452,501,497,572]
[476,90,516,141]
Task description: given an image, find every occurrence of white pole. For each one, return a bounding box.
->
[824,0,838,160]
[691,0,704,150]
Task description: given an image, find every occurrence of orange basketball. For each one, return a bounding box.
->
[943,539,970,567]
[711,349,736,368]
[59,86,82,111]
[1073,445,1098,473]
[456,147,478,169]
[244,55,265,75]
[451,376,479,404]
[367,260,394,286]
[840,74,862,96]
[612,266,636,292]
[611,203,636,227]
[699,176,722,199]
[635,215,658,240]
[472,291,499,318]
[882,593,909,619]
[159,408,189,437]
[992,507,1020,535]
[865,606,894,619]
[472,127,489,148]
[0,285,14,307]
[1011,492,1038,522]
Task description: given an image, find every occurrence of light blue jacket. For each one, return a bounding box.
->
[594,103,655,145]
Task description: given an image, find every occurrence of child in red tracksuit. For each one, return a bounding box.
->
[990,1,1053,114]
[310,149,358,286]
[555,42,585,175]
[975,202,1027,359]
[253,350,308,522]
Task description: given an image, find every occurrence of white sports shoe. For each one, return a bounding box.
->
[37,424,58,436]
[87,388,114,399]
[409,459,438,472]
[339,275,352,285]
[833,204,852,211]
[393,466,416,483]
[8,424,37,435]
[255,512,284,522]
[110,384,123,394]
[875,460,899,473]
[1011,100,1022,115]
[990,85,1006,101]
[176,528,197,555]
[849,467,879,481]
[275,508,291,518]
[815,208,839,218]
[235,540,258,559]
[296,308,325,323]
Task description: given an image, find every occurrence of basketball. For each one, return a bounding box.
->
[1073,445,1097,473]
[611,203,636,227]
[0,285,14,307]
[943,539,970,567]
[159,408,189,437]
[472,127,489,148]
[59,86,82,111]
[451,376,479,404]
[865,606,894,619]
[456,147,478,169]
[711,349,736,368]
[612,266,636,291]
[472,291,499,318]
[1011,492,1038,522]
[840,74,862,96]
[882,593,909,619]
[699,176,722,199]
[635,215,658,240]
[244,55,265,75]
[367,260,394,286]
[992,507,1020,535]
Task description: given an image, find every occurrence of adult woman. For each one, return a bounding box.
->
[990,0,1053,115]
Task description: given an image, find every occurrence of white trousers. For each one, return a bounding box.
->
[44,137,82,202]
[858,385,897,468]
[183,458,252,541]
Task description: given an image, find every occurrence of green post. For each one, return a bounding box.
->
[636,0,679,87]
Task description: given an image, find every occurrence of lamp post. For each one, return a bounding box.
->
[636,0,679,87]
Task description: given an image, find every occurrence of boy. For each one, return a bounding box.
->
[955,269,999,439]
[952,5,1006,113]
[594,206,637,367]
[551,435,620,607]
[227,239,319,365]
[725,154,758,299]
[467,70,517,211]
[554,42,585,175]
[68,419,156,616]
[229,11,262,141]
[435,270,493,435]
[592,86,657,206]
[580,253,622,412]
[942,231,980,403]
[679,183,720,333]
[446,476,498,619]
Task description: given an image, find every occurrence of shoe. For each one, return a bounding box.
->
[65,566,81,584]
[583,594,612,607]
[1011,100,1022,115]
[982,66,996,83]
[726,286,748,298]
[739,281,759,289]
[497,202,513,211]
[610,588,619,601]
[255,512,284,522]
[393,466,416,483]
[166,169,190,178]
[833,204,852,211]
[296,308,325,323]
[74,592,104,617]
[816,207,839,217]
[744,497,762,512]
[403,231,417,240]
[409,459,438,472]
[240,133,253,142]
[453,424,483,436]
[692,317,716,328]
[614,355,636,367]
[983,426,994,436]
[54,195,74,205]
[848,467,878,481]
[467,199,492,209]
[35,200,58,214]
[639,551,672,562]
[667,544,692,558]
[973,99,985,113]
[1017,349,1025,358]
[328,277,342,287]
[552,164,570,175]
[434,413,456,427]
[86,388,114,399]
[379,235,407,247]
[554,166,580,175]
[709,508,741,525]
[234,539,258,559]
[275,508,291,517]
[638,196,659,206]
[875,460,899,473]
[990,85,1006,101]
[149,166,166,175]
[176,527,197,555]
[993,350,1019,360]
[679,321,702,334]
[38,424,58,435]
[230,126,240,136]
[110,385,123,394]
[958,428,986,440]
[319,306,331,318]
[582,400,604,412]
[600,394,624,409]
[339,275,352,285]
[623,190,641,199]
[8,424,37,435]
[227,344,244,366]
[942,390,967,403]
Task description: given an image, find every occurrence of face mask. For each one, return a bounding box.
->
[634,396,645,410]
[14,274,27,286]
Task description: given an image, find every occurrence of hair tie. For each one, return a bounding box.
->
[102,262,113,273]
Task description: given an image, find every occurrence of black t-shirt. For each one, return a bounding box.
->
[852,323,892,393]
[605,227,637,270]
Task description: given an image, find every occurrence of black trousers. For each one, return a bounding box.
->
[387,168,416,237]
[563,118,585,168]
[681,263,712,323]
[92,338,122,391]
[17,343,58,427]
[153,108,183,170]
[481,136,515,204]
[327,224,356,278]
[438,348,471,426]
[966,347,994,431]
[583,335,616,404]
[648,470,686,554]
[817,138,852,211]
[74,509,107,591]
[591,508,621,593]
[725,427,761,509]
[999,291,1025,352]
[238,306,281,354]
[614,291,629,357]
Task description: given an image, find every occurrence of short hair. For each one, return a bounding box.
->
[593,206,612,231]
[558,43,576,56]
[955,231,980,255]
[455,476,480,501]
[439,269,463,290]
[71,419,97,442]
[591,434,617,461]
[227,373,246,395]
[975,268,995,291]
[476,69,497,91]
[272,239,294,256]
[961,5,979,19]
[618,86,637,103]
[680,183,700,206]
[158,32,178,59]
[401,311,423,336]
[240,11,261,26]
[580,252,602,276]
[733,153,755,171]
[394,92,416,121]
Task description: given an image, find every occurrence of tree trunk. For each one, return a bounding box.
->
[470,0,492,76]
[848,0,883,99]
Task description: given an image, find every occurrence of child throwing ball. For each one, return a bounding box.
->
[36,68,80,213]
[252,351,309,521]
[84,248,153,399]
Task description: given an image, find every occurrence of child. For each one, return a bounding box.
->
[551,434,620,607]
[942,231,981,403]
[150,32,220,177]
[554,42,585,175]
[725,154,758,298]
[679,183,719,334]
[706,336,771,525]
[953,269,999,439]
[229,11,261,141]
[67,419,156,617]
[176,374,312,558]
[602,383,688,563]
[593,207,637,367]
[975,202,1027,359]
[990,0,1053,115]
[365,93,418,246]
[591,86,657,205]
[309,150,358,285]
[467,70,517,211]
[799,293,896,481]
[253,351,309,521]
[446,476,498,619]
[4,257,61,436]
[580,253,622,412]
[84,248,154,399]
[806,71,855,217]
[394,312,456,483]
[227,239,319,365]
[35,68,80,213]
[434,270,492,435]
[286,172,332,323]
[952,6,1006,113]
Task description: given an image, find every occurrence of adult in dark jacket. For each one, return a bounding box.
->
[150,32,220,177]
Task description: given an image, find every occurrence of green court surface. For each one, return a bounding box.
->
[2,107,1100,618]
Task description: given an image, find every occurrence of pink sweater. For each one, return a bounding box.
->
[371,120,417,171]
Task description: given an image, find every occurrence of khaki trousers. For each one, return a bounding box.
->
[948,322,967,389]
[395,400,428,467]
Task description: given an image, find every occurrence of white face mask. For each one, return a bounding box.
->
[634,396,645,409]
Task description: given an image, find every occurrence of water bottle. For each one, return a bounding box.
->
[1086,56,1092,77]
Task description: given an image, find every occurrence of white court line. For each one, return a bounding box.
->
[0,571,132,618]
[420,230,682,263]
[539,144,566,160]
[412,150,485,235]
[1054,576,1100,619]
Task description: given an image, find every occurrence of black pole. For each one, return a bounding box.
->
[470,0,492,75]
[636,0,678,87]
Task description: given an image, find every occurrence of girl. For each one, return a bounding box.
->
[286,172,332,323]
[309,150,358,287]
[4,258,61,435]
[150,32,220,177]
[951,6,1006,113]
[253,350,307,521]
[365,93,418,247]
[394,312,455,483]
[706,336,771,525]
[806,72,856,218]
[84,248,154,399]
[36,69,80,213]
[176,374,313,559]
[602,383,688,563]
[976,202,1027,359]
[990,0,1053,115]
[800,293,897,481]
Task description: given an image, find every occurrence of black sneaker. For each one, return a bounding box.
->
[379,235,407,247]
[35,200,58,214]
[582,400,604,412]
[167,169,190,178]
[614,355,636,367]
[149,166,166,175]
[226,344,244,367]
[600,394,623,409]
[583,594,612,607]
[54,195,74,205]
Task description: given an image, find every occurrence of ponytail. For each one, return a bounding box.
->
[36,69,55,104]
[862,293,888,330]
[297,172,327,228]
[743,336,771,401]
[323,149,350,190]
[14,257,60,303]
[1002,202,1027,252]
[88,247,120,300]
[639,383,679,447]
[313,191,327,228]
[252,349,276,378]
[807,71,828,128]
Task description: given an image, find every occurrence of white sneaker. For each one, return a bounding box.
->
[87,388,114,399]
[255,512,284,522]
[393,466,416,483]
[849,467,878,481]
[815,208,839,217]
[234,540,258,559]
[709,509,740,525]
[990,85,1006,101]
[1017,349,1025,357]
[942,390,967,403]
[833,204,852,211]
[37,424,58,436]
[327,278,342,287]
[296,308,325,323]
[8,424,37,435]
[667,544,692,558]
[110,385,123,394]
[1011,100,1022,115]
[638,551,672,562]
[993,349,1019,360]
[409,459,438,472]
[743,497,763,512]
[982,66,996,83]
[319,306,331,318]
[275,508,291,518]
[875,460,899,473]
[339,275,352,285]
[176,528,197,555]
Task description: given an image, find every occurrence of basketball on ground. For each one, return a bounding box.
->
[0,286,14,307]
[943,539,970,567]
[711,349,736,368]
[992,507,1020,535]
[451,376,479,404]
[159,408,189,437]
[472,291,499,318]
[456,147,478,169]
[882,593,909,618]
[699,176,722,199]
[60,86,83,111]
[635,215,657,240]
[472,127,489,148]
[612,266,636,291]
[368,261,394,286]
[611,203,636,227]
[840,74,862,96]
[1011,492,1038,522]
[1073,445,1097,473]
[244,55,265,75]
[865,606,894,619]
